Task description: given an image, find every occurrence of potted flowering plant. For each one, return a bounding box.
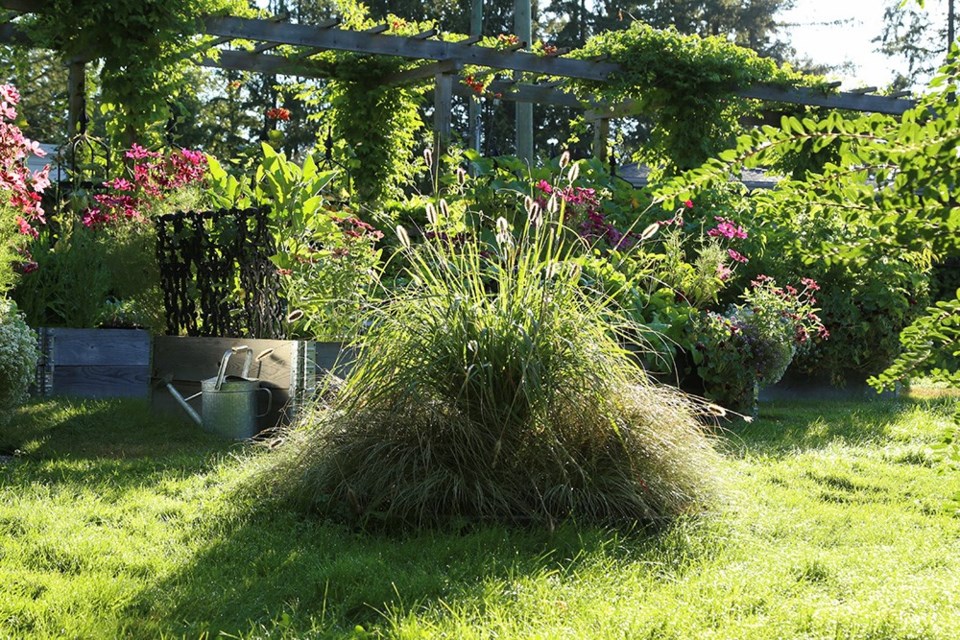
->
[690,275,828,415]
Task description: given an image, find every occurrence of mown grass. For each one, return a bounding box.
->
[0,394,958,639]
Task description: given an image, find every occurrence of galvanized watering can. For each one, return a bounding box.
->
[164,346,273,439]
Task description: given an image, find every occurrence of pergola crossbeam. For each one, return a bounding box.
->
[202,16,619,82]
[387,59,463,85]
[202,49,334,78]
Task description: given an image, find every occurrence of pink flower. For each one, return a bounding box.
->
[684,199,694,209]
[801,277,820,292]
[0,84,20,106]
[106,177,135,192]
[707,216,748,240]
[125,143,160,160]
[716,264,733,281]
[31,166,50,192]
[727,249,748,264]
[15,215,38,238]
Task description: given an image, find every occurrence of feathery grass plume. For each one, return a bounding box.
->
[266,199,724,530]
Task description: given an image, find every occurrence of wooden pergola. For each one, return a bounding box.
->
[0,0,917,163]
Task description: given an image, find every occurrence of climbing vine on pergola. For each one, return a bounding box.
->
[0,0,916,195]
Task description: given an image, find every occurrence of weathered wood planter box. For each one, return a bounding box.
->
[37,329,352,434]
[153,336,313,430]
[36,328,152,399]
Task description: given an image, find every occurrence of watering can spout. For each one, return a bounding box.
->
[161,374,203,427]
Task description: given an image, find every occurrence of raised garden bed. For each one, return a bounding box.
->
[35,329,352,433]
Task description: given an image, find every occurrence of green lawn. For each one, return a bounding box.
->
[1,395,958,639]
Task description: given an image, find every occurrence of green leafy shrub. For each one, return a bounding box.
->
[13,224,111,328]
[265,181,723,530]
[0,299,37,423]
[790,259,929,384]
[0,202,29,297]
[207,145,384,339]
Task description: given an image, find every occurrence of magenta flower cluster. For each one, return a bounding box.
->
[82,145,207,228]
[749,274,830,343]
[706,215,750,277]
[535,180,632,248]
[1,84,50,238]
[708,216,748,240]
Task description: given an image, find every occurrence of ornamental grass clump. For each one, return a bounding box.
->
[272,187,723,529]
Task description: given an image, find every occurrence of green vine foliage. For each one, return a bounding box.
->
[298,6,430,203]
[658,50,960,261]
[27,0,249,146]
[567,22,810,173]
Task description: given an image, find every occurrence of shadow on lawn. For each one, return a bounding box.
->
[122,492,725,638]
[1,398,231,490]
[722,396,954,459]
[3,398,227,458]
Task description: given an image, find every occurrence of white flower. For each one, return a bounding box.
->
[396,225,411,250]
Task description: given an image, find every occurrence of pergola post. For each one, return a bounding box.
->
[592,117,609,163]
[514,0,532,163]
[433,71,454,170]
[67,58,86,137]
[468,0,483,154]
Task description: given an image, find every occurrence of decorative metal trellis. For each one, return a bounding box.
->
[155,207,285,339]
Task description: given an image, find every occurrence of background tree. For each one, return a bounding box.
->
[0,46,69,145]
[877,0,954,90]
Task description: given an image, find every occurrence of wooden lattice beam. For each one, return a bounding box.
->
[201,49,335,78]
[387,59,462,85]
[735,84,914,115]
[202,15,619,82]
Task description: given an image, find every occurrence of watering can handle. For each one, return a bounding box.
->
[234,346,254,378]
[215,346,254,391]
[256,387,273,418]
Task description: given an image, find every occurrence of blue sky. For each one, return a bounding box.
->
[782,0,950,89]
